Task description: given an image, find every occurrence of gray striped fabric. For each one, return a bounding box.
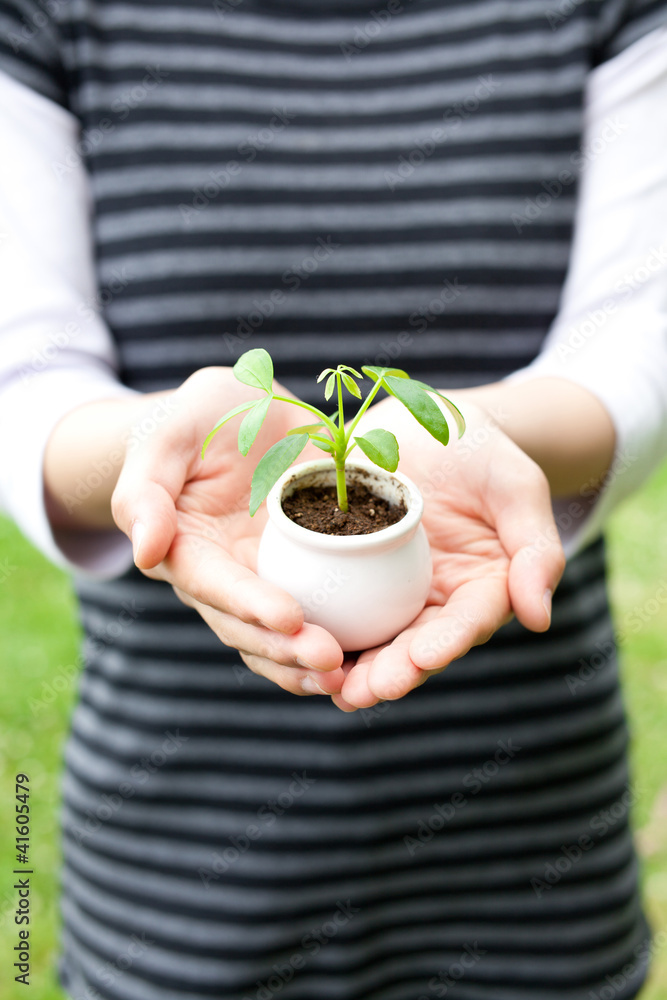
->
[1,0,665,997]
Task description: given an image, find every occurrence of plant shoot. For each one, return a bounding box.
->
[201,349,465,516]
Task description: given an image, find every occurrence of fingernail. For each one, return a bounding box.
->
[258,620,283,633]
[543,588,552,622]
[301,676,326,695]
[131,521,146,563]
[296,657,319,671]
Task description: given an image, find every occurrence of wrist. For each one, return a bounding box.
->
[447,377,616,498]
[44,390,171,531]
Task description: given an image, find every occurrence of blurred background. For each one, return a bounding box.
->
[1,465,666,1000]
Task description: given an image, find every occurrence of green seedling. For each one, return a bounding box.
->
[201,348,465,516]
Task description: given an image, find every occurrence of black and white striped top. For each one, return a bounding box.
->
[1,1,665,997]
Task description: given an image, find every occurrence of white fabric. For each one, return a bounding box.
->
[506,24,667,555]
[0,28,666,576]
[0,70,139,576]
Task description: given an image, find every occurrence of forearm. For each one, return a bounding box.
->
[43,390,172,530]
[449,377,616,500]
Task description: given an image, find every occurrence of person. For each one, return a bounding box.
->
[1,0,666,997]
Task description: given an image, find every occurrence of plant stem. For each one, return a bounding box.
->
[333,373,349,509]
[335,456,348,512]
[343,377,385,443]
[271,395,338,437]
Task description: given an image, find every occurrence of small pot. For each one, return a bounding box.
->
[257,459,432,651]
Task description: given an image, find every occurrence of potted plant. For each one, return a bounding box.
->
[201,349,465,650]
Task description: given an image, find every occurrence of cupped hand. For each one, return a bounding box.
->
[333,395,566,711]
[110,367,345,696]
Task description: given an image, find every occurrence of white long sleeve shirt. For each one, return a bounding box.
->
[1,27,666,578]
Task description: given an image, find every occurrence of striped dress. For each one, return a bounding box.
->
[2,1,666,997]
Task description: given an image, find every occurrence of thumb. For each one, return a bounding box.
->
[122,481,178,569]
[111,418,188,570]
[492,456,566,632]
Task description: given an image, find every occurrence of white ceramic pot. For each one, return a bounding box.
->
[257,459,432,651]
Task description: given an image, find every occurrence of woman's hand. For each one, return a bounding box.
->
[105,367,345,696]
[333,395,566,711]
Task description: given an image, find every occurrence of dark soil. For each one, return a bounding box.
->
[282,483,406,536]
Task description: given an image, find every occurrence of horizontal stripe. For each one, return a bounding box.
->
[91,110,582,155]
[63,864,641,953]
[73,25,586,79]
[97,240,571,285]
[96,198,574,241]
[61,833,638,921]
[106,286,562,327]
[72,1,574,45]
[90,153,580,197]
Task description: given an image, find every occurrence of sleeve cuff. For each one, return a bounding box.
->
[505,293,667,558]
[0,367,141,578]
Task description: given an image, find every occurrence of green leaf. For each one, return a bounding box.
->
[311,438,334,453]
[233,349,274,393]
[201,400,257,459]
[317,367,334,383]
[238,395,272,456]
[412,381,466,438]
[287,422,325,436]
[324,372,336,401]
[249,434,309,516]
[384,375,450,447]
[341,373,362,399]
[354,429,399,472]
[339,365,362,379]
[361,365,409,383]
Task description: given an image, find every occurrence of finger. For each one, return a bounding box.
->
[168,535,305,634]
[188,595,344,672]
[337,646,395,708]
[354,623,432,703]
[491,458,566,632]
[329,659,362,711]
[330,692,362,713]
[111,412,189,568]
[240,652,346,697]
[408,573,511,671]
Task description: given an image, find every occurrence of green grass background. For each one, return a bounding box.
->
[1,466,666,999]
